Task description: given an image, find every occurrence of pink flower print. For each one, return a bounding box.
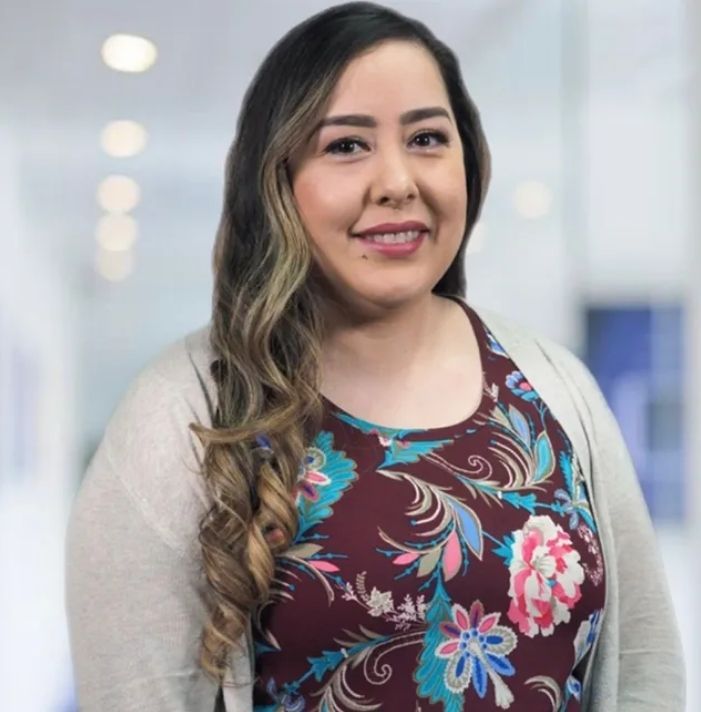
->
[295,467,331,502]
[507,515,584,637]
[436,600,517,708]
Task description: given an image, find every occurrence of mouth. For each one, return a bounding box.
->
[351,229,429,245]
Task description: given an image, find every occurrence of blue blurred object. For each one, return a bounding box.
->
[584,305,685,523]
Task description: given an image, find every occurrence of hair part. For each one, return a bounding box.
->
[189,0,491,687]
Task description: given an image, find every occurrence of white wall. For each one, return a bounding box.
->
[0,126,80,711]
[683,0,701,703]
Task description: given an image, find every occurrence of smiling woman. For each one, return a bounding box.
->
[65,2,685,711]
[288,40,468,315]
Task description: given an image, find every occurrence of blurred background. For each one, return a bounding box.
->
[0,0,698,709]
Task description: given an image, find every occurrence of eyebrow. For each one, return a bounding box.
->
[315,106,452,132]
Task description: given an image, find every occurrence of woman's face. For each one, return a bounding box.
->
[288,40,467,314]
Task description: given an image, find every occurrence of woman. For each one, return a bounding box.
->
[65,2,685,710]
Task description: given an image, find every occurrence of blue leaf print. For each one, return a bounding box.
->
[533,431,555,482]
[507,404,531,447]
[454,502,484,559]
[415,580,463,712]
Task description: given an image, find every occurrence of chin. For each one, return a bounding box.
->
[360,286,429,307]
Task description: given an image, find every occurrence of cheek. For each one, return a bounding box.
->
[435,164,468,232]
[444,158,468,207]
[293,171,359,234]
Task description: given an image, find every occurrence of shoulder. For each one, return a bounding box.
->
[468,301,613,470]
[470,302,601,401]
[104,321,217,456]
[81,322,218,556]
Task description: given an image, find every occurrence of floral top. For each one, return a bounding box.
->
[252,298,606,712]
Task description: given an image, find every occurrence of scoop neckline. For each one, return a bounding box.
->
[320,295,497,441]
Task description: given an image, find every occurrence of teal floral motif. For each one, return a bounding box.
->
[415,579,463,712]
[295,431,358,542]
[256,432,357,642]
[333,410,457,467]
[379,436,457,468]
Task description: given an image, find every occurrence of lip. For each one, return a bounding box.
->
[355,231,426,256]
[353,220,429,236]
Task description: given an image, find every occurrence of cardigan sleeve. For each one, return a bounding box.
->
[557,345,686,710]
[65,361,232,711]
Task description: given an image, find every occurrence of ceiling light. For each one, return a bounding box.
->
[97,175,141,213]
[513,181,553,220]
[100,120,148,158]
[96,246,134,282]
[101,34,157,73]
[96,214,138,251]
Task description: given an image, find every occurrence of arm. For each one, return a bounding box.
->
[65,366,223,711]
[559,346,686,710]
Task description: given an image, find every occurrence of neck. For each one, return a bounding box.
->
[319,292,453,383]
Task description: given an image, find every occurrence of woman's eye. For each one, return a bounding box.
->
[411,130,449,148]
[325,138,367,155]
[324,130,449,156]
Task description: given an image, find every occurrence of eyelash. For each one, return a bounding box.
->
[324,130,450,156]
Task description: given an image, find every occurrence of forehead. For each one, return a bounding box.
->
[325,40,451,115]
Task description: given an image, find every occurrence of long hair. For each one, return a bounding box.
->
[189,0,491,685]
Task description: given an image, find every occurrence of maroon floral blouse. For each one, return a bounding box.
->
[252,297,606,711]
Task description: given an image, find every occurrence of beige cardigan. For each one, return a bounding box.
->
[65,301,686,711]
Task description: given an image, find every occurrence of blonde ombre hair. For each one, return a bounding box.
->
[189,0,491,686]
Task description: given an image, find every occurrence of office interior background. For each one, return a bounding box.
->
[0,0,698,709]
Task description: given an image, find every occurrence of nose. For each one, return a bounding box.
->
[369,145,418,208]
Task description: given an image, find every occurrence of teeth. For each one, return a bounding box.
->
[363,230,423,244]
